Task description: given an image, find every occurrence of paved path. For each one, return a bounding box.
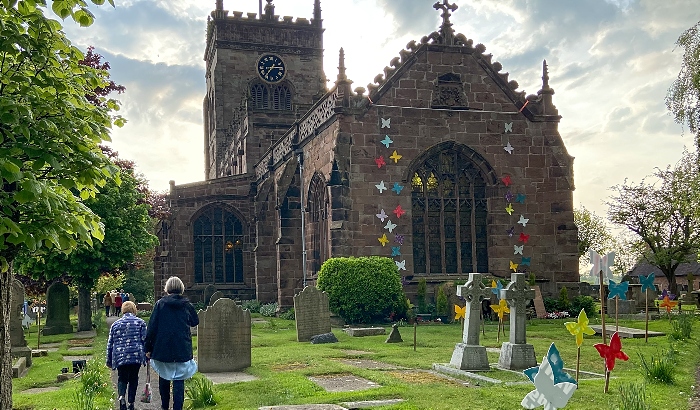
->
[106,316,163,410]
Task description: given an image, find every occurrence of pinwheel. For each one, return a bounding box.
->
[590,249,615,342]
[491,280,503,298]
[639,273,655,342]
[659,294,678,317]
[564,309,595,381]
[490,299,510,342]
[521,343,577,410]
[607,280,629,332]
[594,332,628,393]
[454,304,466,321]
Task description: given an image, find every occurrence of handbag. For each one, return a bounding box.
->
[140,361,152,403]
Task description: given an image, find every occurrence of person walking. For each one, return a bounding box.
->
[103,292,112,317]
[114,291,123,316]
[145,277,199,410]
[106,301,147,410]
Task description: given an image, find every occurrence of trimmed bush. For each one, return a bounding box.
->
[317,256,406,324]
[570,295,596,318]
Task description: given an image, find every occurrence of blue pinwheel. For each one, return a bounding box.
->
[639,273,655,293]
[491,280,503,298]
[524,343,577,386]
[607,280,629,300]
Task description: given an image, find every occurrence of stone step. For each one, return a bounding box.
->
[12,356,26,378]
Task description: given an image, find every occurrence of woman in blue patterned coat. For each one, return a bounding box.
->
[107,301,147,410]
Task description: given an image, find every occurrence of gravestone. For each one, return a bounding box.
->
[293,286,331,342]
[532,286,548,319]
[203,285,217,306]
[42,282,73,335]
[10,279,32,369]
[606,298,635,314]
[385,324,402,343]
[449,273,491,371]
[498,273,537,370]
[208,291,224,306]
[197,298,251,372]
[579,282,593,297]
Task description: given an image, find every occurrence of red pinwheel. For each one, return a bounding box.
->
[594,332,628,372]
[519,232,530,244]
[375,156,386,168]
[501,174,512,186]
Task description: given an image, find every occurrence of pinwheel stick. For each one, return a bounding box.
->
[644,289,649,343]
[615,296,619,332]
[604,369,610,394]
[599,269,606,343]
[576,346,581,383]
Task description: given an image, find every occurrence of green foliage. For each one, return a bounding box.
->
[669,312,695,340]
[416,277,427,314]
[241,299,262,314]
[575,205,616,258]
[527,273,536,286]
[666,20,700,144]
[185,374,217,409]
[91,309,104,334]
[558,287,570,311]
[543,297,560,313]
[259,302,278,317]
[122,262,154,303]
[436,286,448,316]
[617,383,651,410]
[74,357,111,410]
[638,350,677,384]
[278,308,295,320]
[95,273,125,295]
[570,295,596,318]
[317,256,406,324]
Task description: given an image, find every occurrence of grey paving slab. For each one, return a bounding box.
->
[338,359,405,370]
[201,372,258,384]
[590,325,664,338]
[68,346,92,351]
[341,399,404,409]
[308,374,380,393]
[72,330,97,339]
[259,405,347,410]
[20,387,60,394]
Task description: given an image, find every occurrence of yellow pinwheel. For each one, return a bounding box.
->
[454,304,466,321]
[565,309,595,347]
[490,299,510,320]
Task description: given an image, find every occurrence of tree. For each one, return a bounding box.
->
[19,149,157,331]
[79,46,125,107]
[574,205,616,258]
[607,150,700,295]
[666,21,700,147]
[0,1,119,406]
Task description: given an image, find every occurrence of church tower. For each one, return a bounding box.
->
[203,0,326,179]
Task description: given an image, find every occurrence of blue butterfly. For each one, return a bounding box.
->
[491,280,503,297]
[515,193,526,204]
[524,343,577,386]
[639,273,655,293]
[607,280,629,300]
[391,246,401,257]
[521,257,531,266]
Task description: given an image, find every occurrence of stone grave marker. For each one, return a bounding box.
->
[203,284,217,306]
[197,298,251,372]
[449,273,491,371]
[42,282,73,335]
[208,291,224,306]
[10,279,32,370]
[385,323,402,343]
[293,286,331,342]
[533,286,548,319]
[498,273,537,370]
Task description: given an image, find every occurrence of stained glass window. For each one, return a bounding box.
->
[308,173,329,275]
[193,207,245,284]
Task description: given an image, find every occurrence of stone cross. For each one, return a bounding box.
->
[433,0,458,44]
[500,273,535,345]
[456,273,491,345]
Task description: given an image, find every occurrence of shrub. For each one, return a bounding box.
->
[558,287,570,311]
[259,302,278,317]
[543,297,560,313]
[185,373,217,409]
[436,286,448,317]
[617,383,650,410]
[241,299,262,313]
[317,256,406,324]
[570,295,596,318]
[669,312,695,340]
[416,278,428,314]
[638,350,676,384]
[279,308,295,320]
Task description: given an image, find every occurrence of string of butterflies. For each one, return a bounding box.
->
[502,122,531,275]
[374,117,407,272]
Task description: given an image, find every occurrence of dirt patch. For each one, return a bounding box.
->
[20,387,60,395]
[337,359,404,370]
[272,362,309,371]
[309,374,380,392]
[389,370,465,386]
[69,338,93,346]
[339,349,373,356]
[690,367,700,410]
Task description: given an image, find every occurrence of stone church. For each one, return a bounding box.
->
[154,0,579,306]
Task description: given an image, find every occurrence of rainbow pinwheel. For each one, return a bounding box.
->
[565,309,595,347]
[639,273,655,293]
[607,280,629,300]
[594,332,629,372]
[491,298,510,321]
[491,280,503,298]
[659,295,678,313]
[454,304,466,321]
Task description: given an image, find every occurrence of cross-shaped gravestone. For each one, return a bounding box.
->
[456,273,491,345]
[500,272,535,344]
[450,273,491,371]
[433,0,458,45]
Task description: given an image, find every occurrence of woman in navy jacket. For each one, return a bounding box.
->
[106,301,147,410]
[145,276,199,410]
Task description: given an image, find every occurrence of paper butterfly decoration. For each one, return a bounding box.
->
[384,220,397,233]
[504,142,514,154]
[521,257,531,266]
[510,260,519,272]
[519,233,530,244]
[506,226,515,237]
[395,260,406,271]
[639,273,656,293]
[514,245,524,255]
[504,122,513,133]
[515,193,526,203]
[491,280,503,298]
[491,298,510,320]
[394,234,404,245]
[521,343,577,410]
[380,135,393,148]
[518,215,530,227]
[375,156,386,168]
[454,304,466,321]
[607,280,629,300]
[381,118,391,128]
[505,191,514,202]
[524,343,577,386]
[659,295,678,313]
[391,182,404,195]
[589,250,615,284]
[501,175,512,186]
[22,313,33,329]
[375,181,387,193]
[393,205,405,218]
[378,234,389,246]
[565,309,595,347]
[389,150,402,163]
[376,209,388,222]
[659,289,676,301]
[391,246,401,257]
[505,204,514,215]
[594,332,629,371]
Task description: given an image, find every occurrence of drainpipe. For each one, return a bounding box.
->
[295,149,307,288]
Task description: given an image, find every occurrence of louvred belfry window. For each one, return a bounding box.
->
[411,149,488,274]
[193,207,244,284]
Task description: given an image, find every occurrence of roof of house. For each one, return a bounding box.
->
[627,261,700,277]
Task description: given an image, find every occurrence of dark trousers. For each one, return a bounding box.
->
[117,363,141,404]
[105,306,110,317]
[159,377,185,410]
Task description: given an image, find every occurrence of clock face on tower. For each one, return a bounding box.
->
[257,54,286,83]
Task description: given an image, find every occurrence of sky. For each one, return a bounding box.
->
[60,0,700,219]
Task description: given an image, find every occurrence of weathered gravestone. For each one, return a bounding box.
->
[385,323,402,343]
[203,285,217,306]
[42,282,73,335]
[498,273,537,370]
[197,298,251,372]
[449,273,491,371]
[294,286,331,342]
[208,291,224,306]
[532,286,548,319]
[10,279,32,369]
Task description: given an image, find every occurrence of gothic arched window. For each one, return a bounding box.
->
[272,85,292,110]
[251,83,269,109]
[193,207,245,284]
[307,173,329,275]
[411,148,488,274]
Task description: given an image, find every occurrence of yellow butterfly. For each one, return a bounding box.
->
[454,304,466,320]
[491,299,510,320]
[510,260,518,272]
[378,233,389,246]
[564,309,595,347]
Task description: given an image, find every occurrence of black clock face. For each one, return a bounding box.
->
[257,54,286,83]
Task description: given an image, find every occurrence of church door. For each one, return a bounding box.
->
[193,207,245,284]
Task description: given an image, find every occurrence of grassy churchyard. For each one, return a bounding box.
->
[10,308,700,410]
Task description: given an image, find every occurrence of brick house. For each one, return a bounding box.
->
[154,0,579,307]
